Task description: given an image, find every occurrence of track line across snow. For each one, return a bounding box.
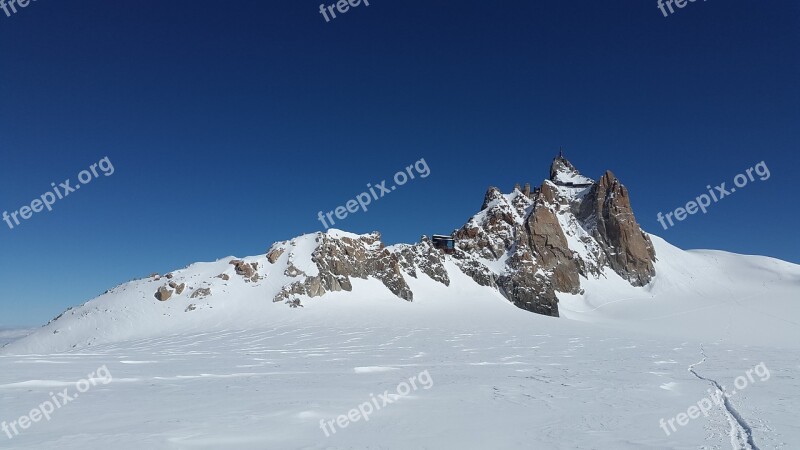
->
[688,344,759,450]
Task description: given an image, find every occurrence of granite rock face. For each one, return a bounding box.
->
[449,155,656,316]
[271,232,413,303]
[577,171,656,286]
[395,237,450,287]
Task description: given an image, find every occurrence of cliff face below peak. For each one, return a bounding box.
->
[577,171,656,286]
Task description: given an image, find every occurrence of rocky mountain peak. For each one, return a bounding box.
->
[141,154,656,321]
[549,155,595,187]
[452,153,656,316]
[481,186,505,210]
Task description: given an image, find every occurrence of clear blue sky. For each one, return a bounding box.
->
[1,0,797,327]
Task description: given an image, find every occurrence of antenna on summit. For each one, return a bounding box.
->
[559,146,564,158]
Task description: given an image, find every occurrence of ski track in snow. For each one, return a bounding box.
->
[688,344,759,450]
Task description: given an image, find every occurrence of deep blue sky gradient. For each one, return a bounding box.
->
[1,0,798,327]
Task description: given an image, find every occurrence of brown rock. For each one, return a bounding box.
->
[155,286,173,301]
[230,260,259,282]
[191,288,211,299]
[272,232,412,303]
[527,184,581,294]
[267,247,285,264]
[578,171,656,286]
[284,264,305,278]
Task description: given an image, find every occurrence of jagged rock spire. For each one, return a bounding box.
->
[577,171,656,286]
[549,152,594,186]
[452,154,656,317]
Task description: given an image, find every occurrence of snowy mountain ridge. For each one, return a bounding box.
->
[3,155,799,354]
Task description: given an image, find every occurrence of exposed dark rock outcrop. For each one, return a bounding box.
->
[230,260,260,282]
[395,237,450,286]
[168,281,186,295]
[577,170,656,286]
[155,286,173,301]
[273,233,412,303]
[266,247,284,264]
[191,288,211,299]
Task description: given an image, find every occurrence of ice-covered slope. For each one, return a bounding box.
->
[3,230,799,355]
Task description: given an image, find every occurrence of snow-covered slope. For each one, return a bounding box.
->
[0,236,499,354]
[3,230,798,355]
[561,235,800,348]
[1,247,798,449]
[0,329,33,347]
